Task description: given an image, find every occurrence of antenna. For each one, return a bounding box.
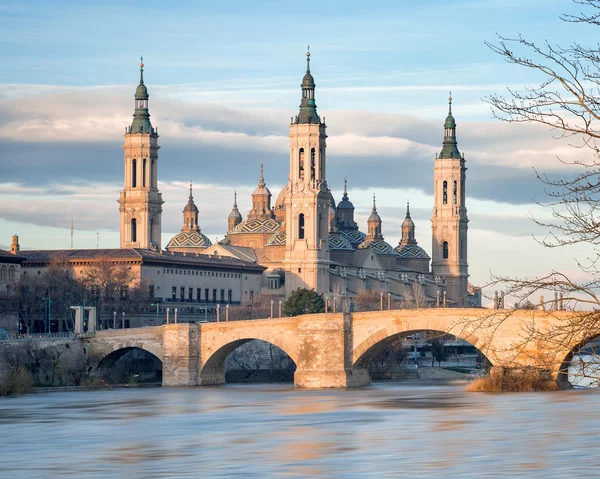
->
[70,217,74,249]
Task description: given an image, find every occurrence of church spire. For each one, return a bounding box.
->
[228,190,243,232]
[295,46,320,124]
[366,194,383,242]
[400,200,417,246]
[438,93,460,159]
[248,163,273,221]
[130,56,153,134]
[182,181,199,232]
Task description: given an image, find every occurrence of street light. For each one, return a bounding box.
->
[151,303,159,324]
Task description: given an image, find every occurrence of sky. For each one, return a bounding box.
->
[1,0,598,304]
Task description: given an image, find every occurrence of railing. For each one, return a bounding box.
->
[0,332,75,342]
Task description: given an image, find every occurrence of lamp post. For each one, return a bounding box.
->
[151,303,159,324]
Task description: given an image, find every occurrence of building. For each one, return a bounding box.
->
[6,51,480,321]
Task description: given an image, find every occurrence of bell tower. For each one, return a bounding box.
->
[118,58,163,250]
[431,95,469,305]
[284,48,330,295]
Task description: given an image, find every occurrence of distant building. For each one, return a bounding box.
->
[6,51,481,315]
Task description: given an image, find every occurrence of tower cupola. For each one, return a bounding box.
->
[130,56,153,134]
[439,94,460,159]
[400,201,417,246]
[248,163,274,221]
[228,191,243,232]
[366,194,383,242]
[295,47,320,125]
[337,179,358,231]
[182,182,200,232]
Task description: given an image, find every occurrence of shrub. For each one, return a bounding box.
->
[467,368,559,392]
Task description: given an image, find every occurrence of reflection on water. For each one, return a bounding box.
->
[1,380,600,478]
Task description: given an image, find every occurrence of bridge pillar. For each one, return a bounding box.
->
[162,323,199,386]
[294,313,371,388]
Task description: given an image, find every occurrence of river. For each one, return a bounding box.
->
[1,380,599,478]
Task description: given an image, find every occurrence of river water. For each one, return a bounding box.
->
[1,381,599,478]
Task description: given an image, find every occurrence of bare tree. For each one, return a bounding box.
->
[464,1,600,387]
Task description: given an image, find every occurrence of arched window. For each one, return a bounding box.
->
[443,241,449,259]
[0,266,5,282]
[131,218,137,243]
[142,159,147,187]
[149,218,154,243]
[443,181,447,204]
[150,159,155,188]
[132,159,137,188]
[8,266,14,282]
[310,148,316,180]
[453,181,457,204]
[298,214,305,239]
[299,149,305,180]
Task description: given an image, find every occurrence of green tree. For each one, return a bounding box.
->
[283,288,325,316]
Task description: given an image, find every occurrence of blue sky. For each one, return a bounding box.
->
[0,0,596,303]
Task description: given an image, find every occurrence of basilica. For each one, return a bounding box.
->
[117,52,479,307]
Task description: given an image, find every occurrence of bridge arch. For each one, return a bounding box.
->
[353,317,493,369]
[556,333,600,386]
[92,341,163,371]
[199,332,298,386]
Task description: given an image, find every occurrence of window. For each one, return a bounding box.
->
[180,287,185,301]
[149,285,154,299]
[453,181,457,204]
[310,148,316,180]
[298,213,305,239]
[212,289,217,303]
[443,241,449,259]
[197,288,201,302]
[131,218,137,243]
[132,159,137,188]
[228,289,232,303]
[189,288,193,301]
[220,289,225,303]
[142,159,147,187]
[0,266,5,281]
[299,148,305,179]
[149,219,154,243]
[443,181,447,205]
[205,288,209,303]
[8,267,14,282]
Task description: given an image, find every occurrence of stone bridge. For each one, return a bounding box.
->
[82,308,587,388]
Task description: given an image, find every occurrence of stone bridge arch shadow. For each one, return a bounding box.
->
[199,336,298,386]
[556,333,600,387]
[94,344,164,385]
[352,316,494,378]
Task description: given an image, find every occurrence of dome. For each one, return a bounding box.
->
[358,239,394,255]
[166,231,212,250]
[231,218,281,234]
[337,197,354,210]
[328,232,353,251]
[228,208,242,220]
[266,231,286,246]
[252,184,271,197]
[368,210,381,223]
[394,244,430,259]
[444,113,456,129]
[402,215,414,229]
[275,184,289,211]
[302,71,315,87]
[184,199,198,213]
[340,229,366,247]
[135,83,149,100]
